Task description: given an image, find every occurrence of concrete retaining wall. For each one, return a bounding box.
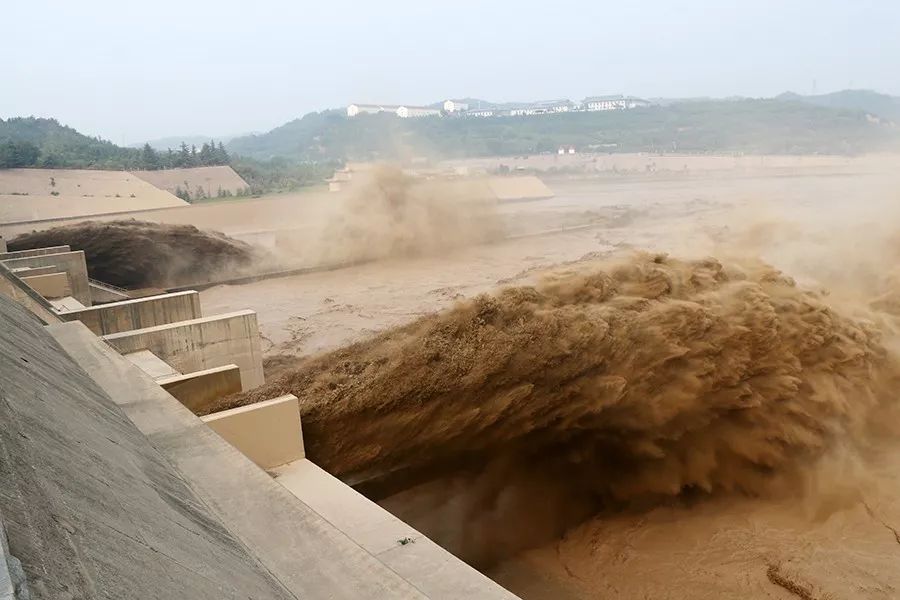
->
[158,364,242,413]
[20,272,71,300]
[202,394,305,469]
[8,265,58,277]
[60,290,201,335]
[0,264,59,324]
[0,245,70,261]
[88,281,130,303]
[102,310,264,390]
[0,251,90,306]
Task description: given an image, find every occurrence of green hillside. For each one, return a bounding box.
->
[779,90,900,122]
[0,117,137,169]
[0,117,332,195]
[227,98,900,162]
[0,117,234,172]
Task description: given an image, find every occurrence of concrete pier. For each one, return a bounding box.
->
[59,290,201,335]
[0,251,91,306]
[158,364,242,412]
[202,395,305,469]
[102,310,265,390]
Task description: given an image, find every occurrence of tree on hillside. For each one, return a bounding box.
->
[0,140,40,168]
[177,142,191,168]
[174,185,191,202]
[215,141,230,165]
[164,148,175,169]
[199,142,214,166]
[38,151,62,168]
[141,143,161,170]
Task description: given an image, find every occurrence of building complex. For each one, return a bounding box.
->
[347,94,651,119]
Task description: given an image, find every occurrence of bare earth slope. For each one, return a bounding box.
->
[132,165,249,197]
[0,168,186,224]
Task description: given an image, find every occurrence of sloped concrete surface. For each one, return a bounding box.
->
[1,515,25,600]
[0,294,295,599]
[50,320,431,599]
[275,460,520,600]
[125,349,182,379]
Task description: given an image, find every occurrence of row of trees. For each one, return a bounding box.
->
[1,139,232,172]
[229,156,335,195]
[139,141,230,170]
[1,139,232,171]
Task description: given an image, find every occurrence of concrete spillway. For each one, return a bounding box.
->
[0,256,518,599]
[0,294,293,599]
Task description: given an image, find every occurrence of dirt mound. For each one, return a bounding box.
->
[9,219,263,289]
[223,252,899,565]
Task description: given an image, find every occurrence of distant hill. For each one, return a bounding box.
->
[0,117,137,169]
[0,117,231,173]
[778,90,900,122]
[0,117,328,195]
[227,97,900,161]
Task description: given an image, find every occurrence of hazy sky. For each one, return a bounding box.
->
[3,0,899,144]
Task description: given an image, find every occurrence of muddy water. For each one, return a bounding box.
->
[202,167,900,599]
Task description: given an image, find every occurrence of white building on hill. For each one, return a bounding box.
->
[346,103,400,117]
[396,105,441,118]
[508,99,573,116]
[443,100,470,113]
[347,104,400,117]
[347,103,440,118]
[582,95,651,111]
